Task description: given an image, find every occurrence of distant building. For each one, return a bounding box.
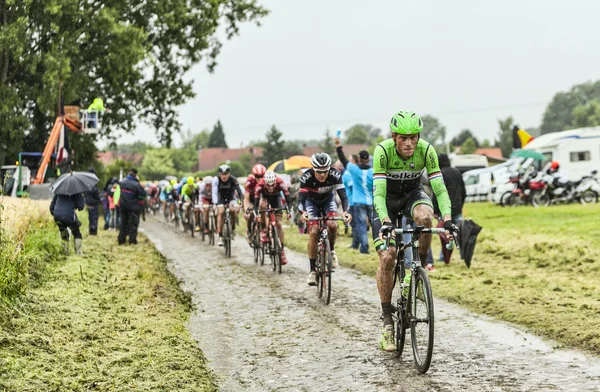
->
[197,147,264,171]
[474,148,505,165]
[96,152,144,167]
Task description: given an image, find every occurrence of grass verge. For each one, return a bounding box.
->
[283,203,600,354]
[0,214,218,391]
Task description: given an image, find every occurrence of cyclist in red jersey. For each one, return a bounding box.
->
[244,164,266,244]
[254,170,292,264]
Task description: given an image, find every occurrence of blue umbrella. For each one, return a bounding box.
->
[49,171,99,196]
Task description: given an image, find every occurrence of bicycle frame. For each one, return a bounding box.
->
[258,207,287,273]
[383,224,455,374]
[306,216,345,304]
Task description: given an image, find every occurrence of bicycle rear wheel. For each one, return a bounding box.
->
[410,267,434,374]
[393,252,407,357]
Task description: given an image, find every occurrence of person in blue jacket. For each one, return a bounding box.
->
[341,158,359,249]
[50,192,85,255]
[335,139,374,254]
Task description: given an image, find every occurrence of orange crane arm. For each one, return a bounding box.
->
[33,117,63,184]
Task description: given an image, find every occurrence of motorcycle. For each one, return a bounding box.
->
[532,170,599,206]
[506,170,546,207]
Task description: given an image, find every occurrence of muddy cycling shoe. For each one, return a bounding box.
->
[307,271,317,286]
[195,226,201,232]
[379,325,396,352]
[280,251,288,265]
[425,264,436,272]
[217,237,223,247]
[331,250,339,268]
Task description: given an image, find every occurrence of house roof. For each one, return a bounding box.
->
[96,152,144,167]
[197,147,264,171]
[475,148,504,159]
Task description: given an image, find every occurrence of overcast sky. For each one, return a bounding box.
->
[111,0,600,148]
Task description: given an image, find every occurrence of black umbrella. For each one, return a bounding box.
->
[458,219,483,268]
[49,171,99,196]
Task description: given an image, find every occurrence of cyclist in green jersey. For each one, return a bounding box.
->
[180,177,199,229]
[372,110,459,351]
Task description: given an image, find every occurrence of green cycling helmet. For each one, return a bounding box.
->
[390,111,423,135]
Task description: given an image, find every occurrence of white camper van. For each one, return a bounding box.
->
[463,158,524,202]
[524,127,600,181]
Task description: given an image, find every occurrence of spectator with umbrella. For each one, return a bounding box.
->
[49,171,100,255]
[118,168,146,245]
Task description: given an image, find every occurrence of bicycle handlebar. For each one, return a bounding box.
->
[305,216,346,221]
[381,227,457,251]
[258,207,288,213]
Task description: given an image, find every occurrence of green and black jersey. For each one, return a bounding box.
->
[372,138,451,221]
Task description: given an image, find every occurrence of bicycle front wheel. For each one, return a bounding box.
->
[224,219,232,257]
[393,252,407,357]
[318,238,332,305]
[270,226,282,274]
[410,267,434,374]
[190,213,195,238]
[209,215,215,245]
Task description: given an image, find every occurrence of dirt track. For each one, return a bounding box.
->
[142,216,600,392]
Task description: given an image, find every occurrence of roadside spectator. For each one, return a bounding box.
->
[50,192,85,255]
[117,168,146,245]
[341,156,359,249]
[103,177,118,230]
[84,167,101,235]
[431,153,466,265]
[335,139,374,254]
[109,183,117,229]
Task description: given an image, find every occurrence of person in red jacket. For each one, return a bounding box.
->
[254,170,292,264]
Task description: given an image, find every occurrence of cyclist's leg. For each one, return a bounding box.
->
[269,195,284,247]
[323,193,339,251]
[305,199,322,285]
[202,199,210,230]
[405,189,435,264]
[229,200,238,230]
[258,197,268,242]
[268,195,287,263]
[216,204,225,235]
[372,196,407,347]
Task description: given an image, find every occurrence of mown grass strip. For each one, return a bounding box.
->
[283,203,600,354]
[0,216,218,391]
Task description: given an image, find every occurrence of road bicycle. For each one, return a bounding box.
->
[258,207,287,274]
[202,205,217,245]
[383,222,456,374]
[247,209,264,265]
[305,216,345,305]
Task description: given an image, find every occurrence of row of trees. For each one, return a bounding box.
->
[0,0,268,167]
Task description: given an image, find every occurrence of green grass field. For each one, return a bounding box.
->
[283,203,600,354]
[0,216,217,391]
